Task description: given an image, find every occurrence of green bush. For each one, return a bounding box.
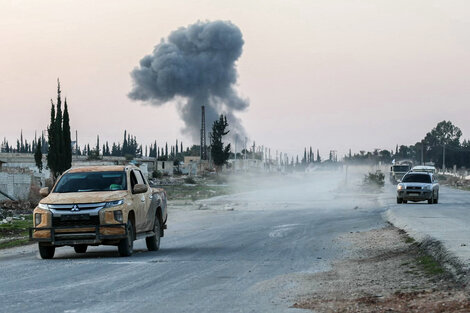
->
[152,170,163,179]
[364,170,385,187]
[184,176,196,184]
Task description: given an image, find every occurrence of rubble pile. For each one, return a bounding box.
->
[0,200,35,225]
[439,175,470,188]
[150,176,204,186]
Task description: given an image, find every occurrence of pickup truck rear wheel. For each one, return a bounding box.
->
[38,243,55,259]
[74,245,88,253]
[118,221,134,257]
[146,215,161,251]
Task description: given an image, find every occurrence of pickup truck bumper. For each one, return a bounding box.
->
[29,224,127,246]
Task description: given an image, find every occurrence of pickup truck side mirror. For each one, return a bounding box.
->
[133,184,148,194]
[39,187,49,197]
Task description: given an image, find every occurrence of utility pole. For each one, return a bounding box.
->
[200,106,206,160]
[234,135,237,161]
[421,141,424,165]
[442,144,446,173]
[244,137,247,160]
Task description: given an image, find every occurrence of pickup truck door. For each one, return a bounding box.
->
[136,170,154,232]
[130,170,146,233]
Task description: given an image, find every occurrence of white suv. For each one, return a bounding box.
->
[397,172,439,204]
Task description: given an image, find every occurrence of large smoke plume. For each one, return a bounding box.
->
[128,20,248,141]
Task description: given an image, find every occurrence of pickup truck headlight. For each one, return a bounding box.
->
[38,203,49,210]
[423,185,431,190]
[397,184,404,190]
[104,200,124,208]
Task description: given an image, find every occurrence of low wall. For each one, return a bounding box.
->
[0,172,32,201]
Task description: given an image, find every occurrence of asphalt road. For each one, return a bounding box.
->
[0,170,388,313]
[387,184,470,269]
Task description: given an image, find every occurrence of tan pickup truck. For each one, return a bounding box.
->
[30,165,167,259]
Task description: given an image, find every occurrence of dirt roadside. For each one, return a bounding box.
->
[293,226,470,313]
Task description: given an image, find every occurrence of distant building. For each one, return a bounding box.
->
[156,161,174,176]
[184,156,201,164]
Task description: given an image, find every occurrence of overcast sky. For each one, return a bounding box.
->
[1,0,470,159]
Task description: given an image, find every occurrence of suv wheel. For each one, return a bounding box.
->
[428,194,434,204]
[118,220,134,257]
[434,192,439,204]
[397,197,403,204]
[38,243,55,259]
[146,215,161,251]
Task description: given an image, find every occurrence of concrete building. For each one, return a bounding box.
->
[228,159,265,172]
[156,161,174,176]
[184,156,201,164]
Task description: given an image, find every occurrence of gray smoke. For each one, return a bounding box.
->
[128,20,248,141]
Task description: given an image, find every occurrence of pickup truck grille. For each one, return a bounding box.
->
[52,215,100,227]
[49,203,105,211]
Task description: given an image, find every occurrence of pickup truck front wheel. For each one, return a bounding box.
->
[118,221,134,257]
[38,243,55,259]
[146,215,161,251]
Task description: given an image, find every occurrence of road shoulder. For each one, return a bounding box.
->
[385,204,470,282]
[293,226,469,312]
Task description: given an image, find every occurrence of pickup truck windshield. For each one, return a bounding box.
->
[54,171,127,193]
[402,174,431,183]
[393,166,410,172]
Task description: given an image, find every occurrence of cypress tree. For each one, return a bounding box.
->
[20,130,24,152]
[96,135,100,155]
[34,140,43,173]
[55,80,63,173]
[62,98,72,172]
[47,100,57,177]
[122,130,128,156]
[210,115,231,172]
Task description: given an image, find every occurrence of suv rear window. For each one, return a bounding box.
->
[402,174,431,183]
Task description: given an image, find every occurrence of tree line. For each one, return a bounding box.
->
[344,120,470,169]
[1,132,48,154]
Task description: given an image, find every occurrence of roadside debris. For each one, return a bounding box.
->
[293,226,469,313]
